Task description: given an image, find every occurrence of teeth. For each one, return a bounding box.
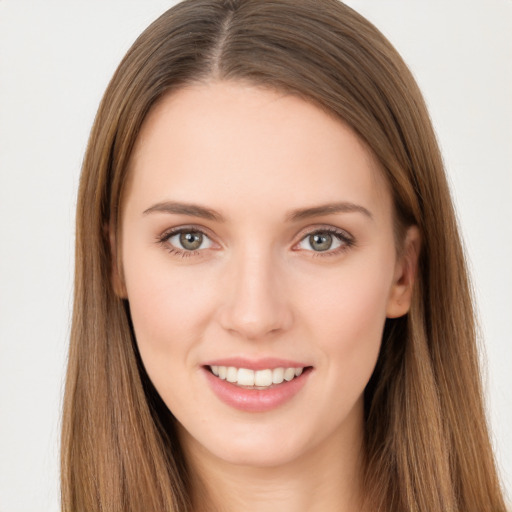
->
[254,369,272,386]
[272,367,284,384]
[283,368,295,381]
[210,365,305,387]
[226,366,237,383]
[237,368,255,386]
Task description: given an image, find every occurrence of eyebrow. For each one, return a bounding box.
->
[142,200,372,222]
[143,201,225,222]
[286,202,373,222]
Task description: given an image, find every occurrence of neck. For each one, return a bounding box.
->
[179,413,367,512]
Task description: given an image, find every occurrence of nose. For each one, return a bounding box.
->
[217,248,293,340]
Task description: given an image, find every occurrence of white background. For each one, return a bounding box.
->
[0,1,510,510]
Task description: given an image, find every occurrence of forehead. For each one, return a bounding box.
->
[124,81,392,222]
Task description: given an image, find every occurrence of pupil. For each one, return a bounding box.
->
[310,233,332,251]
[180,232,202,250]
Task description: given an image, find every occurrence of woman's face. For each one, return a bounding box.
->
[119,81,416,468]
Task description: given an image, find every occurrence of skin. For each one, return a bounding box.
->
[116,81,420,512]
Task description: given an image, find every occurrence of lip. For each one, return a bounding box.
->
[202,362,313,413]
[202,357,310,371]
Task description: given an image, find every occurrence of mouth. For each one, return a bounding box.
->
[202,358,313,412]
[207,365,310,389]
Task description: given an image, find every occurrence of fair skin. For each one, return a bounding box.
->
[116,81,419,512]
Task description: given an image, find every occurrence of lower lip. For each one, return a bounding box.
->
[202,367,312,413]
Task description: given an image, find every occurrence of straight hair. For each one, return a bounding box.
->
[62,1,506,510]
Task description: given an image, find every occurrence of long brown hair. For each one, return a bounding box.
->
[61,0,506,510]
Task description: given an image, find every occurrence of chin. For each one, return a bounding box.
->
[211,439,307,469]
[176,416,313,468]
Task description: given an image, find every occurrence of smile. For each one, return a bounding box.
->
[203,361,313,412]
[209,365,304,388]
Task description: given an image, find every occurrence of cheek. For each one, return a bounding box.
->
[121,232,220,379]
[126,265,217,353]
[300,256,393,393]
[124,262,221,412]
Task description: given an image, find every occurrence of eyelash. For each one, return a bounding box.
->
[156,226,212,259]
[156,225,355,259]
[299,227,355,258]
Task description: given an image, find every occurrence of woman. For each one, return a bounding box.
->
[61,0,507,510]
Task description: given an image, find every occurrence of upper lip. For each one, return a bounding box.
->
[202,357,311,371]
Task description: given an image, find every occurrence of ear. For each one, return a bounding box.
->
[386,225,421,318]
[106,223,128,299]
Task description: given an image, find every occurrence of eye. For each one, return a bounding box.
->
[296,228,353,254]
[163,229,214,252]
